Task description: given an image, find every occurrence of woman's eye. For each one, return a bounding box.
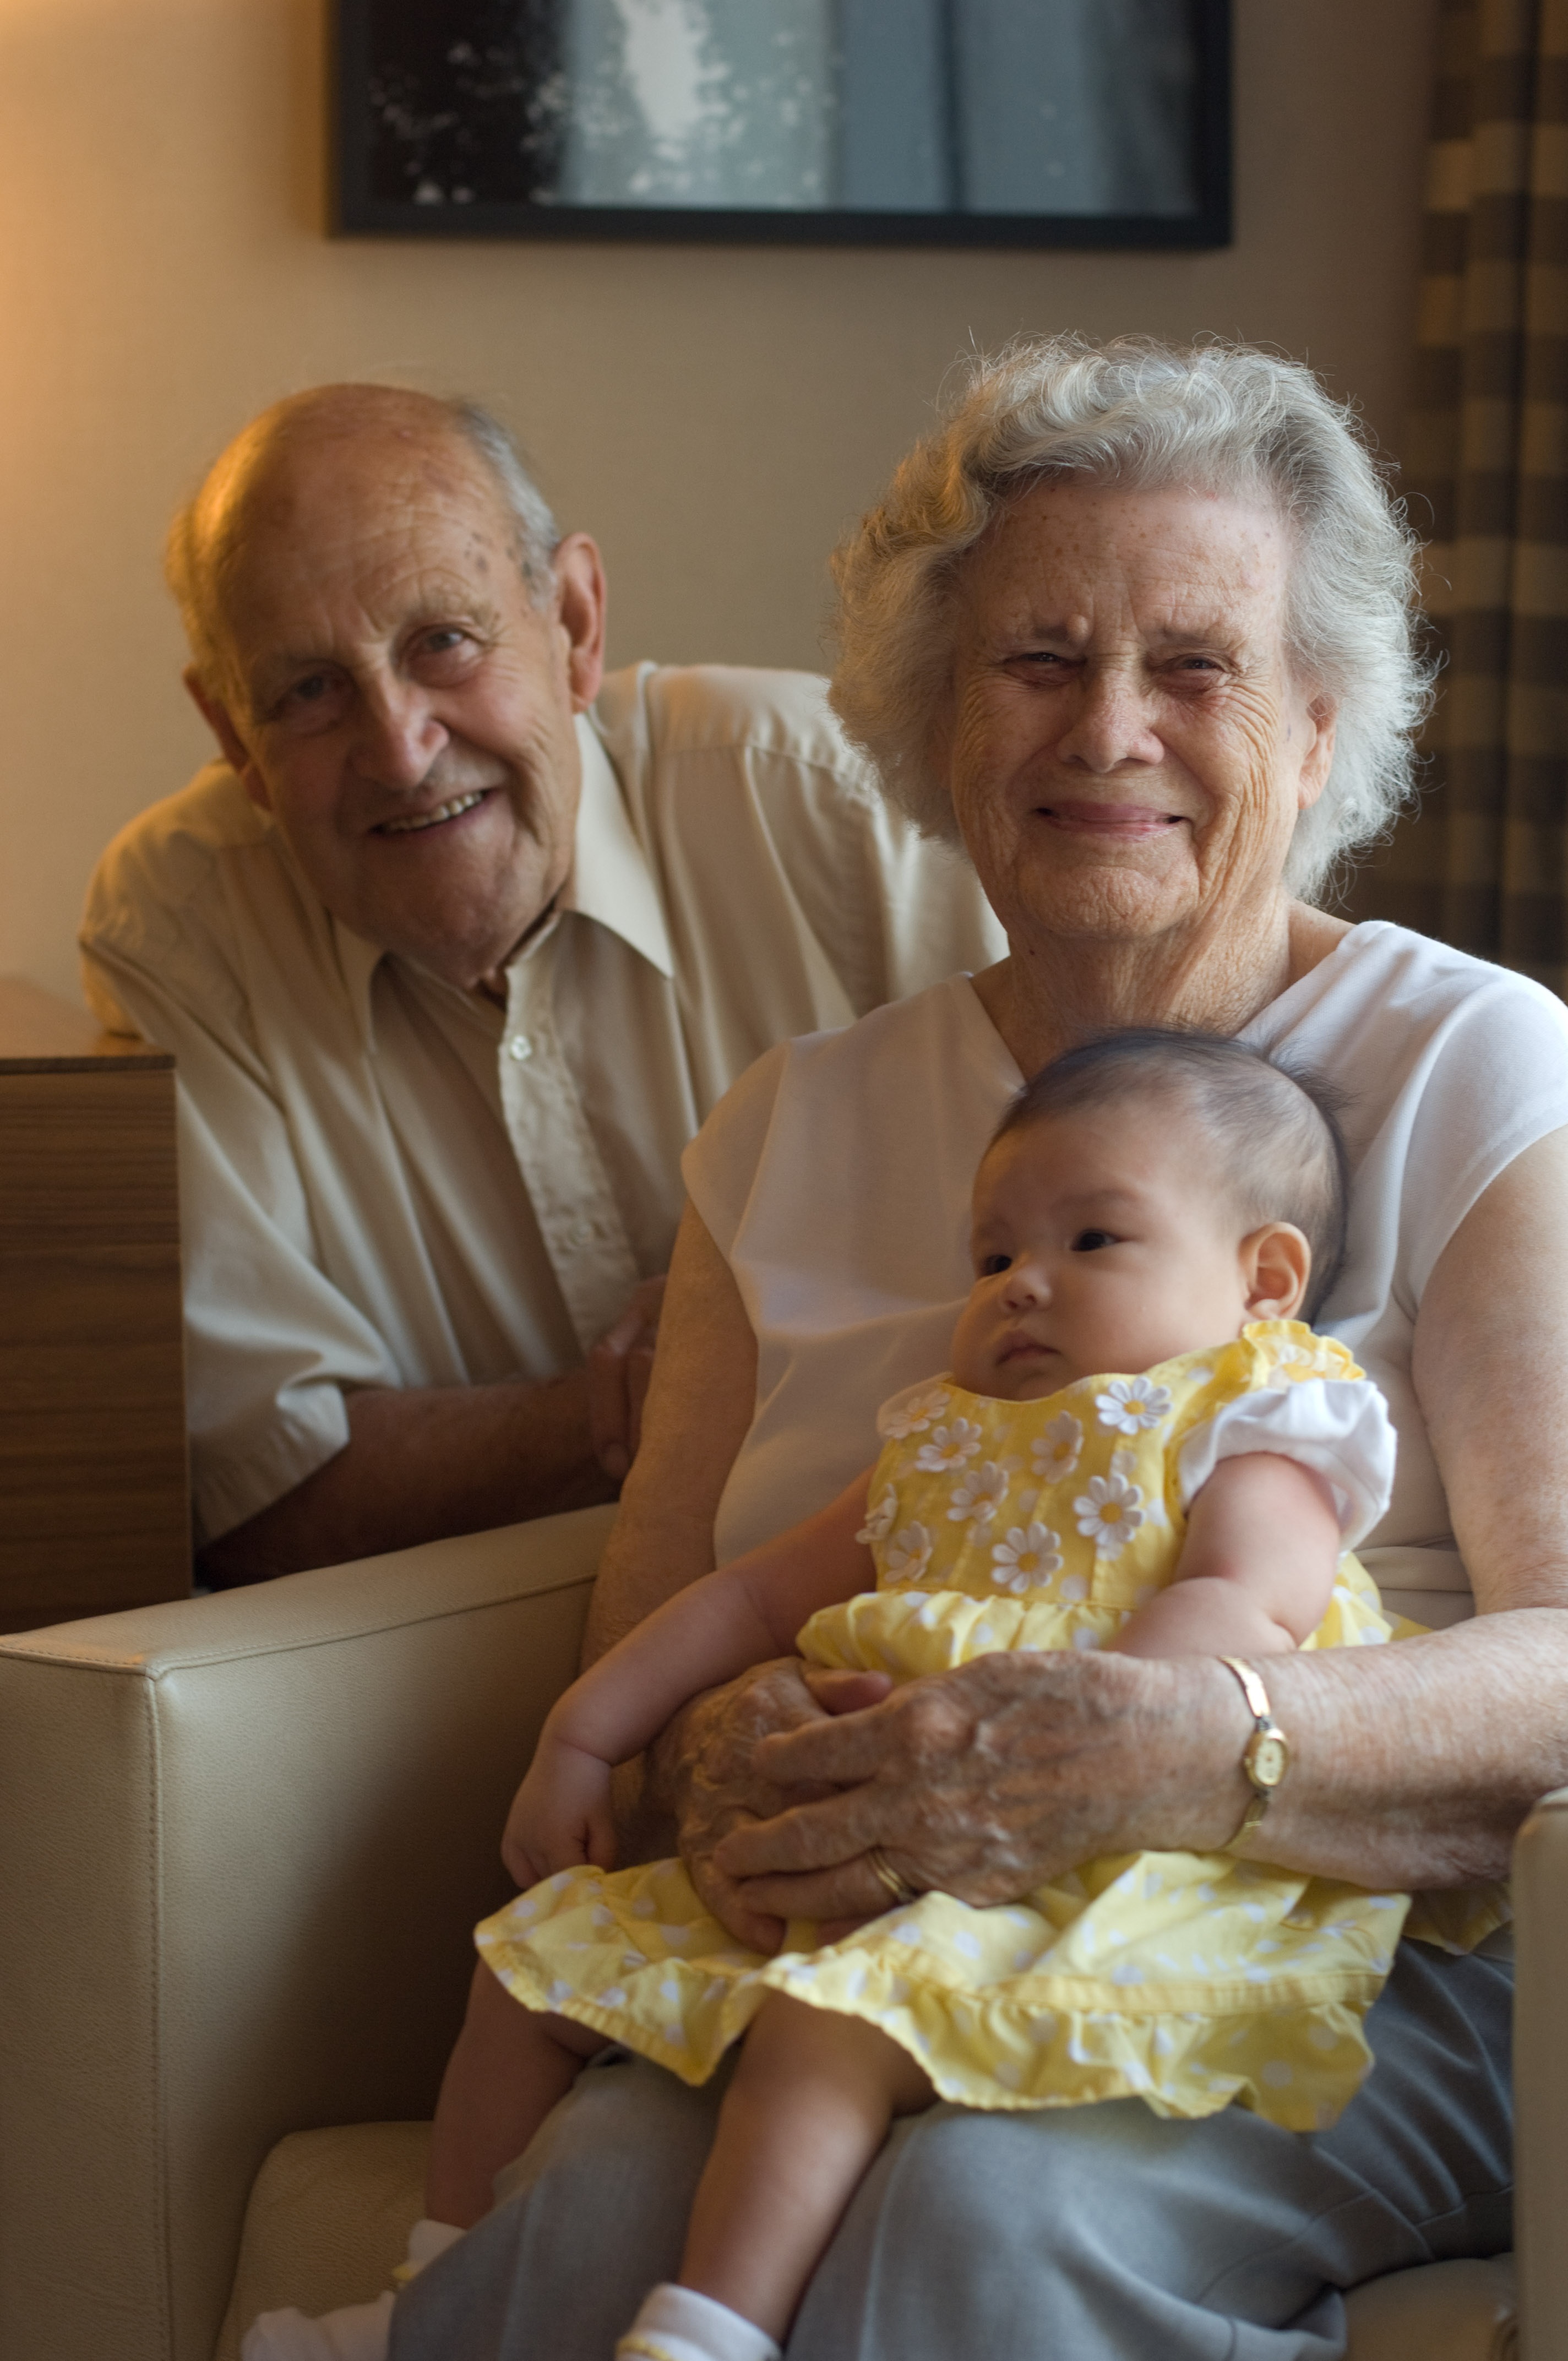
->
[1071,1229,1115,1253]
[979,1253,1012,1276]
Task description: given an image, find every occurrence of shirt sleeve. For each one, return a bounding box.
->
[1175,1378,1398,1550]
[679,1040,791,1262]
[80,936,397,1546]
[621,665,1007,1021]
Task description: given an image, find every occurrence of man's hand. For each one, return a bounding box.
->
[502,1732,618,1890]
[588,1276,666,1482]
[644,1659,893,1952]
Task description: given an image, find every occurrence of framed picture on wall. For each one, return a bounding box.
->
[333,1,1231,249]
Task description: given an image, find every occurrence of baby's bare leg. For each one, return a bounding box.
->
[679,1994,933,2342]
[426,1961,608,2229]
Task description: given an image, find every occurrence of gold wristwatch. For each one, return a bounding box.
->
[1218,1656,1289,1852]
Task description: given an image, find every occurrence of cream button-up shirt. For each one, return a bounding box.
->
[81,664,1004,1544]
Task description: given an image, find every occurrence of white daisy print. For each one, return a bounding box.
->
[884,1522,935,1581]
[1096,1375,1173,1434]
[1030,1411,1082,1482]
[855,1484,899,1544]
[880,1385,951,1439]
[948,1459,1009,1526]
[915,1417,983,1472]
[992,1522,1063,1593]
[1074,1471,1146,1552]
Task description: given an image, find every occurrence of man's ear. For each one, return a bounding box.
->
[183,666,272,811]
[550,533,607,712]
[1240,1222,1313,1321]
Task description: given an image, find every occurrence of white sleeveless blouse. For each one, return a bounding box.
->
[683,923,1568,1628]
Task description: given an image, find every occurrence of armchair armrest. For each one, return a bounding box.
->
[1515,1786,1568,2361]
[0,1503,613,2361]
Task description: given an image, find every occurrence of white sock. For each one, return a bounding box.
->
[615,2281,782,2361]
[240,2218,466,2361]
[396,2216,466,2281]
[241,2291,395,2361]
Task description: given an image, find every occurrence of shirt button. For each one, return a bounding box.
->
[568,1218,595,1248]
[505,1034,533,1063]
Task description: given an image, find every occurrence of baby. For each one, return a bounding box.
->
[250,1030,1406,2361]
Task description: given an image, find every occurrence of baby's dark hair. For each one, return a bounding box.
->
[991,1029,1352,1323]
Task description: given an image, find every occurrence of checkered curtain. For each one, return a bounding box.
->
[1357,0,1568,993]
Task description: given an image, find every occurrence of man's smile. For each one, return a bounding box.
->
[376,788,491,836]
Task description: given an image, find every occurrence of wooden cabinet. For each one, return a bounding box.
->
[0,978,189,1629]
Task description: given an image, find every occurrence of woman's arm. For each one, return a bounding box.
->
[1110,1454,1342,1658]
[708,1129,1568,1921]
[564,1200,888,1946]
[581,1200,757,1663]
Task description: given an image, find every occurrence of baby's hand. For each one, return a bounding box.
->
[502,1733,617,1891]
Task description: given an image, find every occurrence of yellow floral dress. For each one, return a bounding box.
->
[478,1322,1488,2133]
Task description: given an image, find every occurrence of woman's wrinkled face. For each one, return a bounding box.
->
[939,481,1336,950]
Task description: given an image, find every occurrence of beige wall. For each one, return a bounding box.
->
[0,0,1438,1002]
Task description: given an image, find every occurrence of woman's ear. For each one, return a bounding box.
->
[1240,1223,1313,1320]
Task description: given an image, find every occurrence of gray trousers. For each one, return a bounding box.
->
[389,1940,1513,2360]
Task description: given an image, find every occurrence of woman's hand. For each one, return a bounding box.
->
[709,1650,1254,1925]
[502,1734,618,1890]
[645,1658,894,1951]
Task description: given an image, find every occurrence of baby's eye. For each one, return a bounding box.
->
[978,1253,1012,1276]
[1071,1228,1116,1253]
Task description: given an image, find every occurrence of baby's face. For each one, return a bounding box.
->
[951,1100,1281,1400]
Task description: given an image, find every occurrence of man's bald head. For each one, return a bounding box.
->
[166,385,559,695]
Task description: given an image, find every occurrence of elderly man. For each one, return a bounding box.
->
[82,386,1001,1585]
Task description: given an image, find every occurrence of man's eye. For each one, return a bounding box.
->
[1072,1229,1115,1252]
[267,670,346,726]
[979,1253,1012,1276]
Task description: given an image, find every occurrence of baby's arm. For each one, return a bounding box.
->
[1109,1452,1342,1662]
[503,1471,877,1885]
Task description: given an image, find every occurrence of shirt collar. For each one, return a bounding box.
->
[557,713,674,978]
[328,711,673,1052]
[335,921,384,1050]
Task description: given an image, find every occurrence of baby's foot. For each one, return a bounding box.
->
[616,2283,781,2361]
[241,2289,394,2361]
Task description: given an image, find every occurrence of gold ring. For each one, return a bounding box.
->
[868,1845,919,1907]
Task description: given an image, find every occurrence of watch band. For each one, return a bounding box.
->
[1217,1655,1290,1853]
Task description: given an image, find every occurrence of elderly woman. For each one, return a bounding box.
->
[393,338,1565,2360]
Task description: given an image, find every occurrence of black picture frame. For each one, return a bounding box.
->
[331,2,1231,250]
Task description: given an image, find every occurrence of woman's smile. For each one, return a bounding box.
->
[1034,800,1189,837]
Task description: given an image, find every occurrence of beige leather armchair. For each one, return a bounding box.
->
[0,1508,1543,2361]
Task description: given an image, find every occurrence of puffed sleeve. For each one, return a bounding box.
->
[1175,1379,1397,1549]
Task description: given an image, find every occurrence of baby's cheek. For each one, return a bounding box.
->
[949,1307,995,1393]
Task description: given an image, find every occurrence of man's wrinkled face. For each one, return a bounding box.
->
[198,427,603,990]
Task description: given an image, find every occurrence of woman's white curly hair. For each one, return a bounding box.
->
[829,335,1433,903]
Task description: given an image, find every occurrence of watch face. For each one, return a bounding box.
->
[1250,1732,1288,1790]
